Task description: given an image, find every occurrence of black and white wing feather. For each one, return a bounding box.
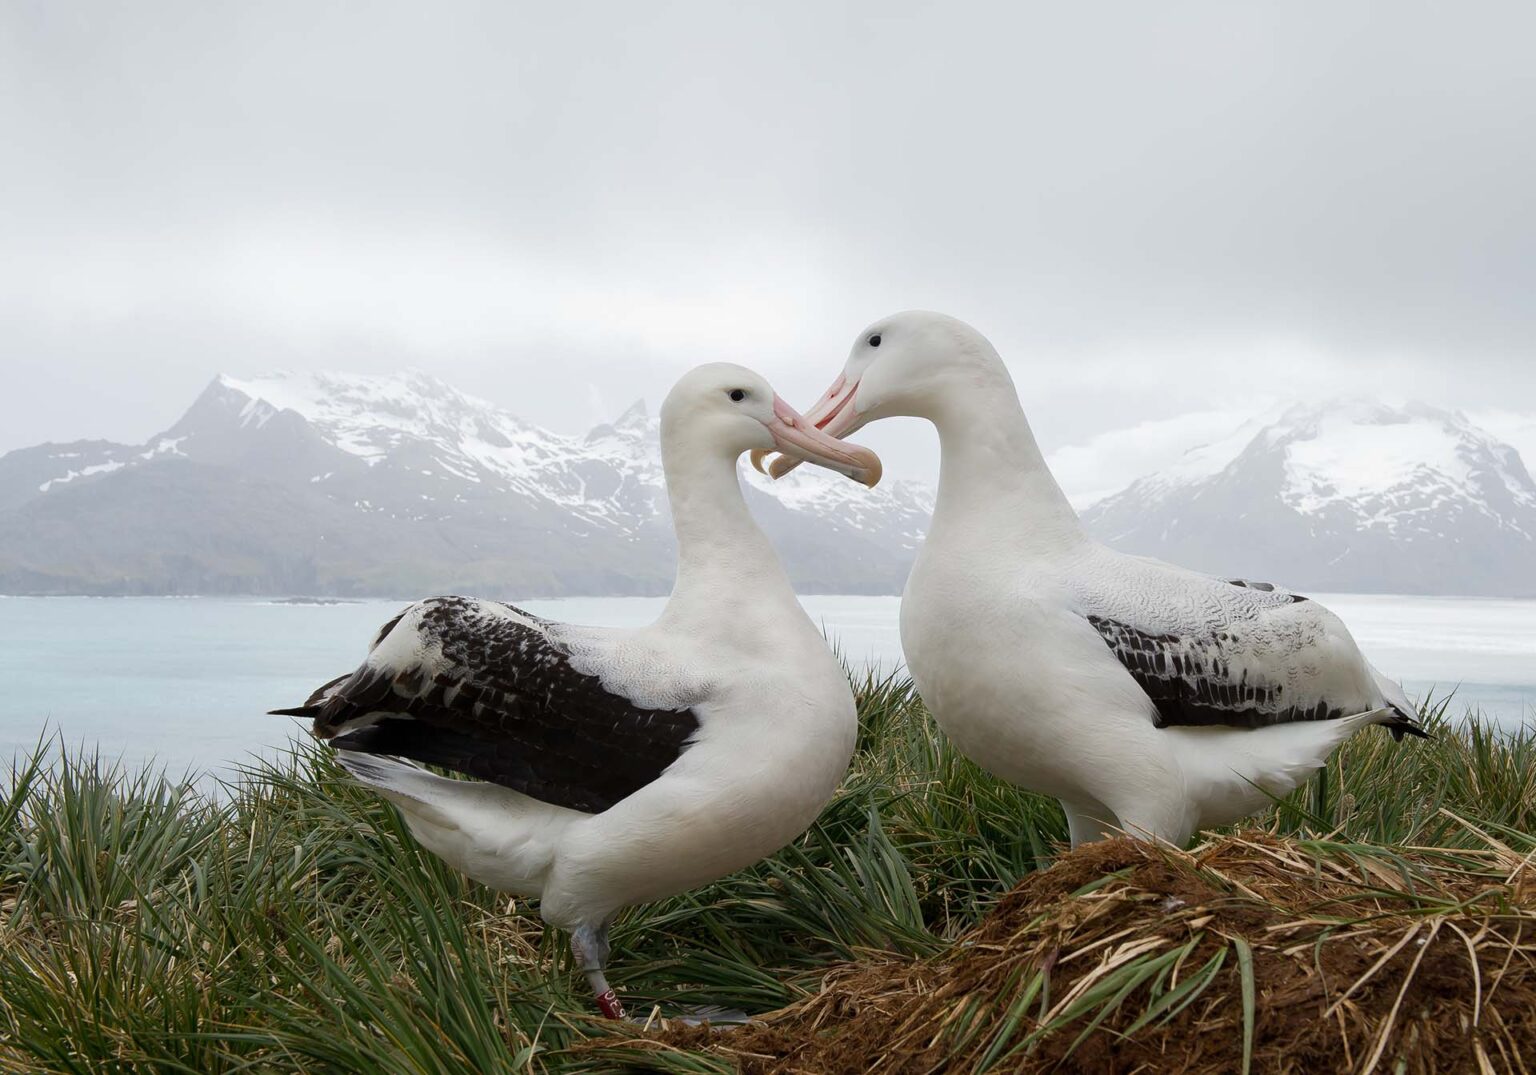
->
[1074,571,1426,739]
[271,597,704,813]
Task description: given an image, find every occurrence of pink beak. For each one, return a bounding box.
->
[753,392,881,487]
[761,374,866,480]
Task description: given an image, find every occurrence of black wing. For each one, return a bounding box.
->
[1080,576,1424,737]
[272,597,701,813]
[1084,612,1346,729]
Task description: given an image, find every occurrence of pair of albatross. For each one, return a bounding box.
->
[278,317,1424,1019]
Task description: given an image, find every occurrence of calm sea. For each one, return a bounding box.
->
[1,594,1532,780]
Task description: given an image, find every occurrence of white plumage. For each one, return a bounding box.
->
[778,311,1425,847]
[275,363,880,1018]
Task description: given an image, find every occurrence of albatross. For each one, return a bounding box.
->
[762,311,1426,847]
[272,362,880,1019]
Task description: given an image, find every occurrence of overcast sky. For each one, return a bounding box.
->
[3,2,1534,491]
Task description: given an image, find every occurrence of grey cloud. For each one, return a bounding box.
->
[2,1,1533,482]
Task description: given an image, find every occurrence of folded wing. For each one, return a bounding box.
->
[272,597,703,813]
[1075,573,1426,739]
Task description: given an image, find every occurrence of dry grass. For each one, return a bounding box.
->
[612,829,1536,1074]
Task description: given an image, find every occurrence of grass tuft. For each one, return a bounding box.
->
[1,682,1532,1072]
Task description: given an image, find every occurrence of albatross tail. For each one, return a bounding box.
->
[335,751,581,897]
[1367,663,1432,741]
[335,752,467,827]
[1168,706,1406,832]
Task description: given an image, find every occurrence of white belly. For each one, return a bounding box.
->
[900,560,1178,813]
[541,657,857,927]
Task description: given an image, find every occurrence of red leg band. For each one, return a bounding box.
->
[596,988,626,1020]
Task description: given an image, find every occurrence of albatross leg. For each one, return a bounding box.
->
[571,922,754,1026]
[571,924,625,1020]
[570,923,752,1027]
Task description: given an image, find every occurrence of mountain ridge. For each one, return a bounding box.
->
[0,370,932,597]
[1,378,1531,597]
[1081,398,1536,596]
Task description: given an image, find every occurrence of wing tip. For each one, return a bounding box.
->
[268,705,317,718]
[270,670,355,723]
[1387,704,1432,742]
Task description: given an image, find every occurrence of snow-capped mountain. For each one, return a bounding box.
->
[6,381,1529,597]
[1081,400,1536,596]
[0,371,931,596]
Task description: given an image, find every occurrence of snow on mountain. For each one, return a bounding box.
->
[36,455,128,494]
[212,370,932,541]
[1469,408,1536,492]
[7,376,1529,597]
[219,370,618,502]
[0,370,930,596]
[1279,402,1536,531]
[1043,407,1259,511]
[573,392,934,541]
[1082,399,1536,596]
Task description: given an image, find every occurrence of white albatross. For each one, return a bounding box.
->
[763,311,1426,847]
[272,363,880,1019]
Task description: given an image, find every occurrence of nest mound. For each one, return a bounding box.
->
[620,832,1536,1073]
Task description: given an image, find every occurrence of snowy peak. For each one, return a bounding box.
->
[1109,399,1535,520]
[1268,400,1536,526]
[1082,398,1536,596]
[212,370,551,472]
[6,377,1531,596]
[595,400,652,437]
[0,368,931,596]
[1153,398,1536,535]
[583,399,658,454]
[204,370,930,539]
[219,369,489,428]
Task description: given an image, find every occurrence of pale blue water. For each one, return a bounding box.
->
[1,594,1532,780]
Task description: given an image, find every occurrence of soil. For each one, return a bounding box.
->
[603,834,1536,1074]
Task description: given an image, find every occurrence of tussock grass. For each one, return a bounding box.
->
[0,677,1531,1072]
[631,830,1536,1073]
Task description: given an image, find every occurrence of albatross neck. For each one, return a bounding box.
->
[926,383,1086,554]
[658,442,799,630]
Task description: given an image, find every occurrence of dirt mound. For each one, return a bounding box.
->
[612,833,1536,1073]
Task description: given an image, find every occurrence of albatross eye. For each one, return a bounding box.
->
[868,333,882,347]
[728,389,746,402]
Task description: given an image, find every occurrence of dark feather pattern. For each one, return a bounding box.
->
[1225,578,1309,603]
[1086,614,1348,730]
[273,596,700,814]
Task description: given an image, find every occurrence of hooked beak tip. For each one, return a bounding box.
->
[762,378,878,486]
[859,456,883,488]
[748,448,771,475]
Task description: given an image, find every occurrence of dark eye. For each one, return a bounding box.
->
[868,333,882,347]
[728,389,746,402]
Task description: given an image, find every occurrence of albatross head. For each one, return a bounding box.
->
[761,311,1007,479]
[661,362,883,487]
